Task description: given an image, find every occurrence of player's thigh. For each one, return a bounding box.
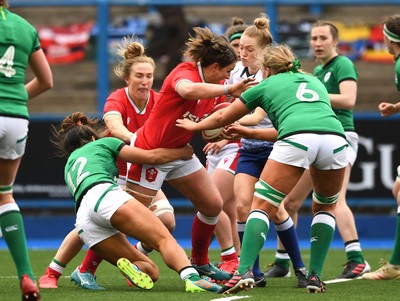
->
[92,232,151,264]
[393,179,400,205]
[259,159,304,195]
[234,172,258,208]
[168,167,223,216]
[0,157,21,186]
[310,166,346,197]
[111,199,172,247]
[153,189,167,201]
[212,168,235,204]
[283,170,312,213]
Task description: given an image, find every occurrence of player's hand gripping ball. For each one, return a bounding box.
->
[201,102,231,142]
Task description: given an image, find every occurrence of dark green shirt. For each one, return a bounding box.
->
[65,137,124,211]
[313,55,357,131]
[395,55,400,92]
[0,7,41,119]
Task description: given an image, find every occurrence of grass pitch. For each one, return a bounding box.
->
[0,248,396,301]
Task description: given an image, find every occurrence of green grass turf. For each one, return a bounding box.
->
[0,248,396,301]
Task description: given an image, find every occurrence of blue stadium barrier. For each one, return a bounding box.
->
[16,197,396,210]
[0,214,395,249]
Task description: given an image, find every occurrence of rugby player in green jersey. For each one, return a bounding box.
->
[0,1,53,300]
[177,44,348,293]
[269,20,370,280]
[51,112,222,293]
[364,14,400,281]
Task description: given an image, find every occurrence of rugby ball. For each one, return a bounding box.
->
[201,128,223,142]
[201,102,231,142]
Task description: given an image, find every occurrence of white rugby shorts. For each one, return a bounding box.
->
[206,143,240,175]
[345,131,358,166]
[0,116,28,160]
[127,156,203,191]
[75,183,132,248]
[268,133,348,170]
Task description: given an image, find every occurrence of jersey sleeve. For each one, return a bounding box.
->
[31,29,41,53]
[335,57,358,83]
[23,18,41,53]
[102,137,125,156]
[103,90,127,118]
[171,66,197,92]
[240,83,265,112]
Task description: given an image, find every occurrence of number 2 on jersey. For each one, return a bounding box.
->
[67,157,90,193]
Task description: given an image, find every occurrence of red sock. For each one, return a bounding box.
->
[221,252,239,262]
[190,214,216,266]
[79,249,104,274]
[46,266,61,278]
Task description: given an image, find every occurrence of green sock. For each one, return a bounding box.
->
[390,212,400,265]
[238,210,270,274]
[275,252,290,269]
[0,210,34,280]
[346,250,364,264]
[344,241,364,264]
[309,212,335,277]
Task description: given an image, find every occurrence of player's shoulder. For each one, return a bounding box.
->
[231,61,245,76]
[174,62,196,72]
[97,137,125,149]
[6,10,36,31]
[332,55,355,70]
[110,87,127,96]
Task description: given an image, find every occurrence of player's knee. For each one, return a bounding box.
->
[392,179,400,201]
[269,206,287,223]
[236,202,250,221]
[254,180,286,208]
[149,199,175,232]
[312,191,340,205]
[158,213,176,233]
[150,199,174,216]
[283,200,299,215]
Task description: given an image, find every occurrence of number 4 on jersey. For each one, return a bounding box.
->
[0,46,16,78]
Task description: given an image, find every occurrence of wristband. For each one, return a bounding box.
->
[223,85,229,95]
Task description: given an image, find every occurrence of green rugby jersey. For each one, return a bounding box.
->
[0,7,41,119]
[313,55,357,131]
[395,55,400,92]
[240,71,345,140]
[64,137,124,211]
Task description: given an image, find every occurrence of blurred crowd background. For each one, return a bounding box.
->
[12,2,400,114]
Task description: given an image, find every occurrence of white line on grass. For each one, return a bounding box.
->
[324,276,362,284]
[209,295,252,301]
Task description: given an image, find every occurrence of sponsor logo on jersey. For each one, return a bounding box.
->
[324,72,331,82]
[182,111,208,122]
